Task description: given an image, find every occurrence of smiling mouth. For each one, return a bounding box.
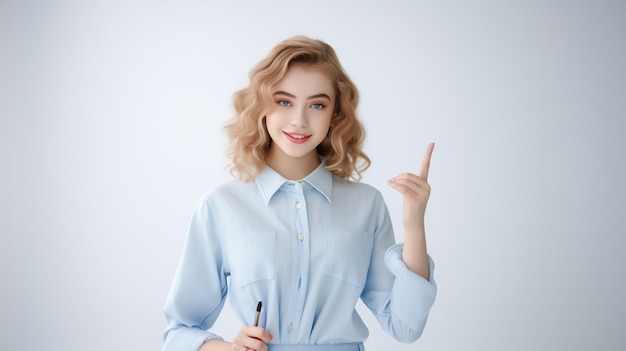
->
[283,131,311,143]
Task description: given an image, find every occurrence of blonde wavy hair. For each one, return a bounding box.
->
[224,36,370,182]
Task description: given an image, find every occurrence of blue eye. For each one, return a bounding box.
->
[278,100,291,107]
[311,103,325,110]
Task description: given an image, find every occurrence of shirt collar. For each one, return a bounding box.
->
[255,161,333,205]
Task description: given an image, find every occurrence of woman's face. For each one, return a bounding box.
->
[265,64,334,163]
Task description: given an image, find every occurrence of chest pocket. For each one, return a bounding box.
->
[226,230,277,289]
[323,230,374,289]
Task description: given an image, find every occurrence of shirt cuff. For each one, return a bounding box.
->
[384,243,437,331]
[162,326,222,351]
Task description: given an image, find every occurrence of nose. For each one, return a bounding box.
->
[290,106,308,127]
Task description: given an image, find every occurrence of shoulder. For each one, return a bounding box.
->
[332,175,384,203]
[333,174,381,193]
[198,178,257,205]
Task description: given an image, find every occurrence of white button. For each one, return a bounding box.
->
[287,324,294,333]
[297,233,305,241]
[294,183,301,190]
[296,202,302,209]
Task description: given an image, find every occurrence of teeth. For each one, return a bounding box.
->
[288,133,307,139]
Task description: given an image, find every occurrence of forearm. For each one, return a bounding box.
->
[402,223,429,280]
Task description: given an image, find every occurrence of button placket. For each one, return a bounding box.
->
[285,183,309,342]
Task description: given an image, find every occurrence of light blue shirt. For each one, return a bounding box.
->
[162,163,437,350]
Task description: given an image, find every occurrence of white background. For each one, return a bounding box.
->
[2,1,625,350]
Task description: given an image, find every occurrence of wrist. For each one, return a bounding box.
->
[403,222,425,236]
[199,339,231,351]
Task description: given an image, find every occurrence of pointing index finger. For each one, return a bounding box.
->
[418,142,435,180]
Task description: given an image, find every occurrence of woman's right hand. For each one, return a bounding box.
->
[231,326,274,351]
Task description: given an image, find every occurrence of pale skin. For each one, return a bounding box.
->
[200,65,434,351]
[387,142,434,281]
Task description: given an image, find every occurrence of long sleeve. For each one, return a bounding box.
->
[360,192,437,343]
[383,245,437,341]
[162,196,229,351]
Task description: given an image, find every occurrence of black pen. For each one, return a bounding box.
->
[253,301,262,327]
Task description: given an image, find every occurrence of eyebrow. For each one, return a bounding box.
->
[272,90,332,101]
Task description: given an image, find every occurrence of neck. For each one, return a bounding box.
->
[266,148,320,181]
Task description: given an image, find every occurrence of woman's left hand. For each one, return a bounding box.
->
[387,142,434,279]
[387,142,434,232]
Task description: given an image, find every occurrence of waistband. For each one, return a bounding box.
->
[268,342,364,351]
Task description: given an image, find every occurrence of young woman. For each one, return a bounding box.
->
[162,36,437,351]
